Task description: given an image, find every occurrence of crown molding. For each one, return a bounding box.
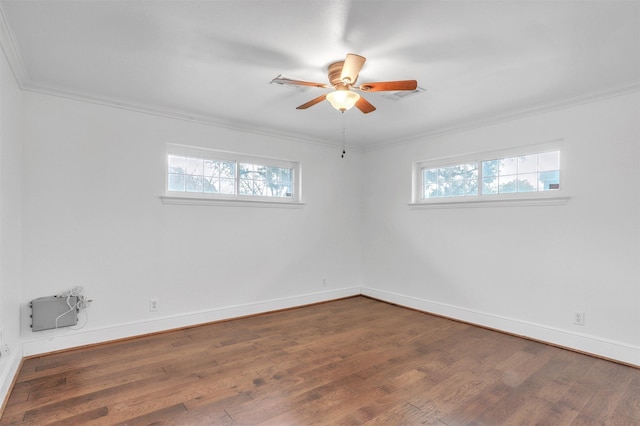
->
[24,77,638,155]
[0,2,29,88]
[0,6,361,154]
[1,2,637,154]
[365,80,640,152]
[14,72,640,157]
[21,82,365,153]
[23,78,640,152]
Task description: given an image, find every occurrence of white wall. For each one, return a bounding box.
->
[3,73,639,405]
[362,91,640,365]
[0,40,22,402]
[19,92,363,354]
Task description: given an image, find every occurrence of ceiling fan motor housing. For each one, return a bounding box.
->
[329,61,351,86]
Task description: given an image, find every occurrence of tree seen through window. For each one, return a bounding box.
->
[168,155,294,199]
[422,151,560,199]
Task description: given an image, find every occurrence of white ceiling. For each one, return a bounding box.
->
[1,0,639,149]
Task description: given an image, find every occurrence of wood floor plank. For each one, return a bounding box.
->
[45,406,109,426]
[501,395,555,425]
[578,361,638,423]
[612,375,640,421]
[115,402,187,426]
[362,401,444,426]
[1,296,639,425]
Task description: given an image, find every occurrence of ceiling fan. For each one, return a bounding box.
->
[271,53,418,114]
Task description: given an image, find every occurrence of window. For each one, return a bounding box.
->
[413,142,567,207]
[423,162,478,199]
[238,163,293,198]
[163,145,301,206]
[168,156,236,195]
[480,151,560,195]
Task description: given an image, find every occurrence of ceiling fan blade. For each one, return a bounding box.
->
[296,94,327,110]
[358,80,418,92]
[340,53,366,84]
[271,76,330,88]
[355,96,376,114]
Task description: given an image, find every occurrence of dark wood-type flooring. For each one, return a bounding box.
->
[1,296,639,425]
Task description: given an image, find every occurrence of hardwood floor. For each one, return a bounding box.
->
[1,296,639,425]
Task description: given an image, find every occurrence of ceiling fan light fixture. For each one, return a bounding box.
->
[280,53,416,114]
[326,90,360,112]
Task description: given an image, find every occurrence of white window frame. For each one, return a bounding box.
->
[410,140,569,208]
[161,144,303,207]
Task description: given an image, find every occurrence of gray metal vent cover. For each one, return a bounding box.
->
[382,87,426,101]
[270,75,311,92]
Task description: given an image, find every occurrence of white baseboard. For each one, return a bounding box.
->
[11,284,640,391]
[22,287,361,357]
[0,347,22,412]
[361,287,640,367]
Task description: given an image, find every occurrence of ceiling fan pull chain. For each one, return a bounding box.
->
[341,114,347,158]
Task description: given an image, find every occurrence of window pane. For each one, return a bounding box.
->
[239,163,253,173]
[539,151,560,171]
[220,178,235,195]
[466,179,478,195]
[464,163,478,180]
[518,155,537,174]
[266,167,283,184]
[269,183,292,198]
[438,182,451,197]
[423,169,437,184]
[518,173,538,192]
[254,180,266,195]
[499,175,518,193]
[438,167,452,182]
[424,183,438,198]
[452,164,465,178]
[168,174,185,191]
[482,160,499,178]
[238,163,253,181]
[239,180,253,195]
[272,168,282,180]
[451,180,466,197]
[539,170,560,190]
[422,162,478,199]
[482,177,498,194]
[499,157,518,175]
[168,155,186,174]
[185,175,204,192]
[220,162,235,178]
[256,166,268,181]
[203,177,218,193]
[238,164,294,198]
[203,160,217,178]
[270,181,287,196]
[187,157,204,175]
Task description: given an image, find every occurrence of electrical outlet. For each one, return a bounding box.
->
[149,298,159,312]
[322,278,327,287]
[574,311,585,325]
[0,344,9,357]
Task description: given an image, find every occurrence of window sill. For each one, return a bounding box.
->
[161,195,305,208]
[409,194,570,209]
